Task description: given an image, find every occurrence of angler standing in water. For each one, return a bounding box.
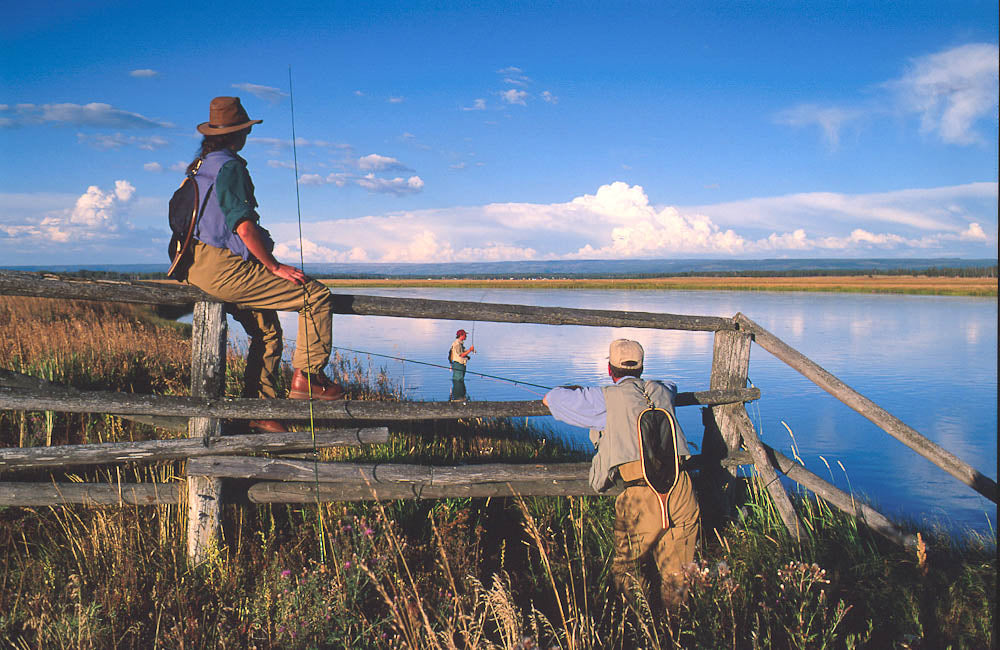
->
[449,329,475,399]
[449,329,476,381]
[178,97,344,433]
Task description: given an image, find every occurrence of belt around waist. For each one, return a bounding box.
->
[617,459,691,485]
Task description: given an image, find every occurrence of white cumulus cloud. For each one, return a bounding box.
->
[501,89,528,106]
[129,69,159,78]
[263,181,995,263]
[70,181,135,230]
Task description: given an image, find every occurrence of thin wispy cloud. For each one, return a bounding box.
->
[775,104,864,150]
[298,170,425,196]
[0,103,172,129]
[129,69,159,78]
[250,136,351,149]
[358,154,411,172]
[691,182,997,233]
[887,42,999,144]
[388,96,405,104]
[462,98,487,111]
[498,66,531,86]
[232,83,288,103]
[143,162,163,172]
[356,173,424,196]
[77,132,169,150]
[540,90,558,104]
[777,42,999,147]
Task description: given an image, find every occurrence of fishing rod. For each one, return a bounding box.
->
[288,65,327,564]
[332,345,554,392]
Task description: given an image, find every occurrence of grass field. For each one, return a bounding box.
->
[0,296,995,648]
[319,275,998,296]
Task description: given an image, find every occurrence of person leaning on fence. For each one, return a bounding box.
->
[179,96,344,433]
[449,329,475,381]
[542,339,700,608]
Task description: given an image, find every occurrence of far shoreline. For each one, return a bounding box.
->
[320,275,997,297]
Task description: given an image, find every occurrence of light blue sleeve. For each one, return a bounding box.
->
[543,386,607,429]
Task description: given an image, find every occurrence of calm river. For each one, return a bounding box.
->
[222,288,997,535]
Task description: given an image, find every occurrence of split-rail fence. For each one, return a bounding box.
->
[0,269,995,563]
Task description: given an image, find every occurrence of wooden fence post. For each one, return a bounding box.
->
[704,327,802,539]
[701,329,752,532]
[186,301,227,564]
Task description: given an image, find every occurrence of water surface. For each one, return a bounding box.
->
[222,287,997,535]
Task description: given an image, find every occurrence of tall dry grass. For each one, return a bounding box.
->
[0,295,995,648]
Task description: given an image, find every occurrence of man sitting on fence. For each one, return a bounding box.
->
[179,97,344,434]
[542,339,699,608]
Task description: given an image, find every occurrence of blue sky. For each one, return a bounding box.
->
[2,1,997,266]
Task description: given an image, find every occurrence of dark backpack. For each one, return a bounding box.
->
[166,160,213,281]
[636,386,681,529]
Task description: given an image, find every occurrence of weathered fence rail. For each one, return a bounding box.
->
[0,384,758,420]
[1,269,993,560]
[0,428,389,471]
[0,270,735,331]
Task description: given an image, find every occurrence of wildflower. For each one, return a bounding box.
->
[364,526,374,536]
[280,569,292,578]
[344,560,352,569]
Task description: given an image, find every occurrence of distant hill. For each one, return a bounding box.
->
[5,258,996,278]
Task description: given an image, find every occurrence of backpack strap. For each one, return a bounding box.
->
[167,159,214,279]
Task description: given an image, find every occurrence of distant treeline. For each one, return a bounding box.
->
[30,265,1000,281]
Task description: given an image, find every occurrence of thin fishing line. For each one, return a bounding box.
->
[289,65,326,565]
[249,330,554,396]
[332,345,554,392]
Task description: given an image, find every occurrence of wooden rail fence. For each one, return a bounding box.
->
[1,269,995,561]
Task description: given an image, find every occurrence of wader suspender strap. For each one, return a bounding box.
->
[637,383,681,530]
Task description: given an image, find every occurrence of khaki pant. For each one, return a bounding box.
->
[186,241,333,398]
[612,470,699,608]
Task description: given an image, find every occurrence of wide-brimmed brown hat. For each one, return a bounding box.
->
[197,96,262,135]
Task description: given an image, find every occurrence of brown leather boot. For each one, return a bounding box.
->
[248,419,288,433]
[288,369,345,401]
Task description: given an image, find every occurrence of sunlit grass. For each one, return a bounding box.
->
[0,296,994,648]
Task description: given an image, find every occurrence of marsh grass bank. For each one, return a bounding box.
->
[0,296,995,648]
[319,275,997,297]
